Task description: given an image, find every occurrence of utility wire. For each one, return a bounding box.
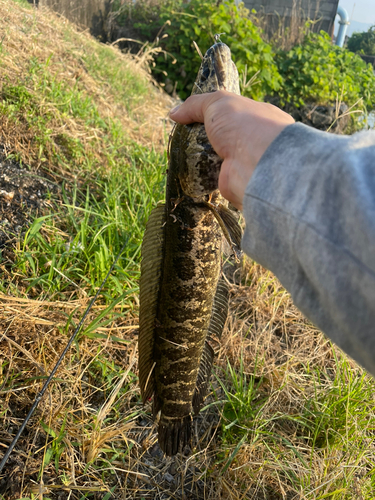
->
[0,240,128,473]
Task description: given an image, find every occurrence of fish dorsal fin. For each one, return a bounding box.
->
[138,204,166,402]
[192,278,229,414]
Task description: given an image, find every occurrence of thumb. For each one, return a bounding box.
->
[169,92,224,125]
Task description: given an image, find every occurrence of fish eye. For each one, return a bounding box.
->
[201,66,210,80]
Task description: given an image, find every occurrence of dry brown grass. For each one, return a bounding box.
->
[0,0,173,175]
[216,262,371,499]
[1,261,374,499]
[0,292,138,498]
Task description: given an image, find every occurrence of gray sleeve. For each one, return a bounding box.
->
[242,122,375,376]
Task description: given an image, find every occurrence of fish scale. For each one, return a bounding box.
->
[138,41,242,456]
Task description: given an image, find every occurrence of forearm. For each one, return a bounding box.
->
[242,123,375,375]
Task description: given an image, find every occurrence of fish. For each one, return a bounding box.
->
[138,40,242,456]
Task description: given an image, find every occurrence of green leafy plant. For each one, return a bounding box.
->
[130,0,282,100]
[347,26,375,56]
[276,31,375,111]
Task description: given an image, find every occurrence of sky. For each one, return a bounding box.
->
[334,0,375,36]
[337,0,375,23]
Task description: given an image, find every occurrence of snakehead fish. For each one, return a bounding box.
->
[138,41,242,456]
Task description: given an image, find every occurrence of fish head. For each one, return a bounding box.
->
[192,42,240,96]
[177,42,240,200]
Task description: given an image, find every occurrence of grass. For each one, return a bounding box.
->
[0,1,374,499]
[13,147,165,302]
[215,348,375,498]
[0,0,168,303]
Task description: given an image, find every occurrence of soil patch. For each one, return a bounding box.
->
[0,150,59,262]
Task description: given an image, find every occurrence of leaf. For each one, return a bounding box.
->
[81,291,136,337]
[42,446,54,469]
[40,420,57,438]
[23,215,53,248]
[220,433,248,474]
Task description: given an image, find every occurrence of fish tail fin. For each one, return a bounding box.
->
[158,415,192,456]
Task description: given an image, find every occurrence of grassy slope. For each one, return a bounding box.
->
[0,0,170,302]
[0,1,374,499]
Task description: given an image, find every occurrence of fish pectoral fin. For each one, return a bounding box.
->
[203,201,242,260]
[217,203,242,259]
[138,204,166,403]
[158,414,192,456]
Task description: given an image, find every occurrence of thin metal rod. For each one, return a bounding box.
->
[0,240,128,473]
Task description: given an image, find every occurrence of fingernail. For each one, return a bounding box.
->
[169,105,180,115]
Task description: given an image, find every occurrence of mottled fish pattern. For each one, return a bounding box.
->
[138,42,242,456]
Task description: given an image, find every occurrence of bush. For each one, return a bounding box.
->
[347,26,375,56]
[132,0,282,100]
[276,31,375,110]
[110,1,375,120]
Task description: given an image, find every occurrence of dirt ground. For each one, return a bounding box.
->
[0,150,59,264]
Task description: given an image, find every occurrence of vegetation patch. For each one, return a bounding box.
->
[119,0,282,100]
[0,0,171,304]
[347,25,375,56]
[111,0,375,129]
[276,31,375,110]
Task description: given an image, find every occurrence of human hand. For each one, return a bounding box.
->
[170,90,294,210]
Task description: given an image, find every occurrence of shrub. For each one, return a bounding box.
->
[347,26,375,56]
[276,31,375,110]
[110,1,375,119]
[132,0,282,100]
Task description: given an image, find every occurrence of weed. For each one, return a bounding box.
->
[302,356,373,449]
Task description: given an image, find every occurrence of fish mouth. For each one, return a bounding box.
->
[193,42,240,95]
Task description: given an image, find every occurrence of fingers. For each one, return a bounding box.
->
[219,158,250,212]
[169,90,295,210]
[169,90,227,124]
